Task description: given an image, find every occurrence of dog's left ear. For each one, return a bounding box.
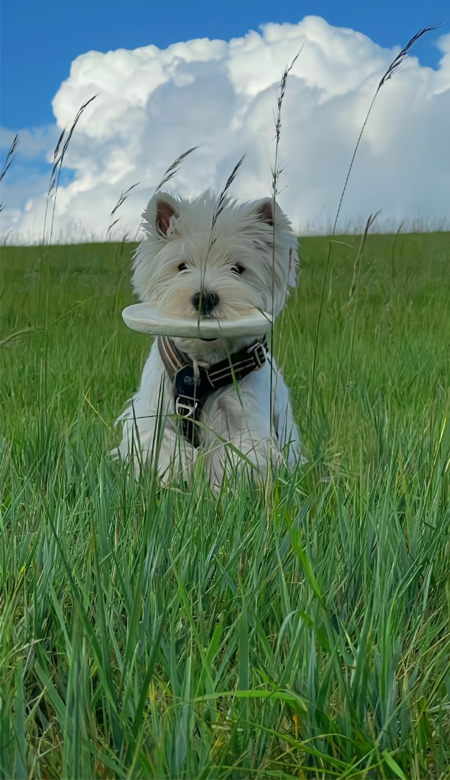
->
[254,199,275,226]
[142,192,181,238]
[250,198,298,286]
[250,198,287,229]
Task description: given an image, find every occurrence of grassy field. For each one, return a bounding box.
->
[1,233,449,779]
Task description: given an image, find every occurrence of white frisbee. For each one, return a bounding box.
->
[122,304,273,339]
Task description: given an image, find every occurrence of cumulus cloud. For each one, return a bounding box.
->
[1,16,449,242]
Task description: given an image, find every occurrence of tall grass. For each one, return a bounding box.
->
[0,134,19,214]
[310,24,441,416]
[1,233,449,778]
[43,95,98,246]
[1,22,448,780]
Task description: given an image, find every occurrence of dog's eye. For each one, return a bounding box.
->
[178,262,188,272]
[232,265,245,275]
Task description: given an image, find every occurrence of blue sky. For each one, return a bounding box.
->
[1,2,449,241]
[2,0,447,129]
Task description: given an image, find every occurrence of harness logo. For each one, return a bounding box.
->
[182,373,199,386]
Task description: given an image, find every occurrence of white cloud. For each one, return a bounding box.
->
[1,16,449,242]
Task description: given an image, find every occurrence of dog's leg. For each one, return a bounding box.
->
[203,359,303,487]
[156,428,197,485]
[207,433,281,490]
[116,407,196,483]
[203,374,278,487]
[114,344,197,482]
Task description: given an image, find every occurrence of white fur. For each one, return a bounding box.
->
[114,190,303,488]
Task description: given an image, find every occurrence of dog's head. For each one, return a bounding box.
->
[133,190,298,319]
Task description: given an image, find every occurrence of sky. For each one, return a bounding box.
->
[1,0,449,241]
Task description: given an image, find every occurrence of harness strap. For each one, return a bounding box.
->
[158,335,268,447]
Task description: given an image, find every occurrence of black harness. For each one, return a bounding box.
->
[158,335,268,447]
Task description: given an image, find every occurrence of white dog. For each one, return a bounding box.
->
[115,190,302,488]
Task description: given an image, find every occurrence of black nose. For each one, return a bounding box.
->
[192,290,219,315]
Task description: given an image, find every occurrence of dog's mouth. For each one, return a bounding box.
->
[194,313,219,341]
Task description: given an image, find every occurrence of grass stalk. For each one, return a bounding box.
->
[0,134,19,213]
[309,24,440,419]
[43,94,98,245]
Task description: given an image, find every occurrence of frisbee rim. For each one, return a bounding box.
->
[121,303,273,338]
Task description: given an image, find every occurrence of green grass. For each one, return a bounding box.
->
[1,233,449,779]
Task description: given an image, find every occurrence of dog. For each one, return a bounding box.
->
[115,190,302,489]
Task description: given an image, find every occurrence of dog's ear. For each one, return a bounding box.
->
[142,192,180,238]
[250,198,298,287]
[254,199,275,226]
[250,198,288,229]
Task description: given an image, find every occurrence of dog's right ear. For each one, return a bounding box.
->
[142,192,180,238]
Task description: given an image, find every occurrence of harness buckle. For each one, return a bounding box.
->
[247,341,267,369]
[175,396,198,419]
